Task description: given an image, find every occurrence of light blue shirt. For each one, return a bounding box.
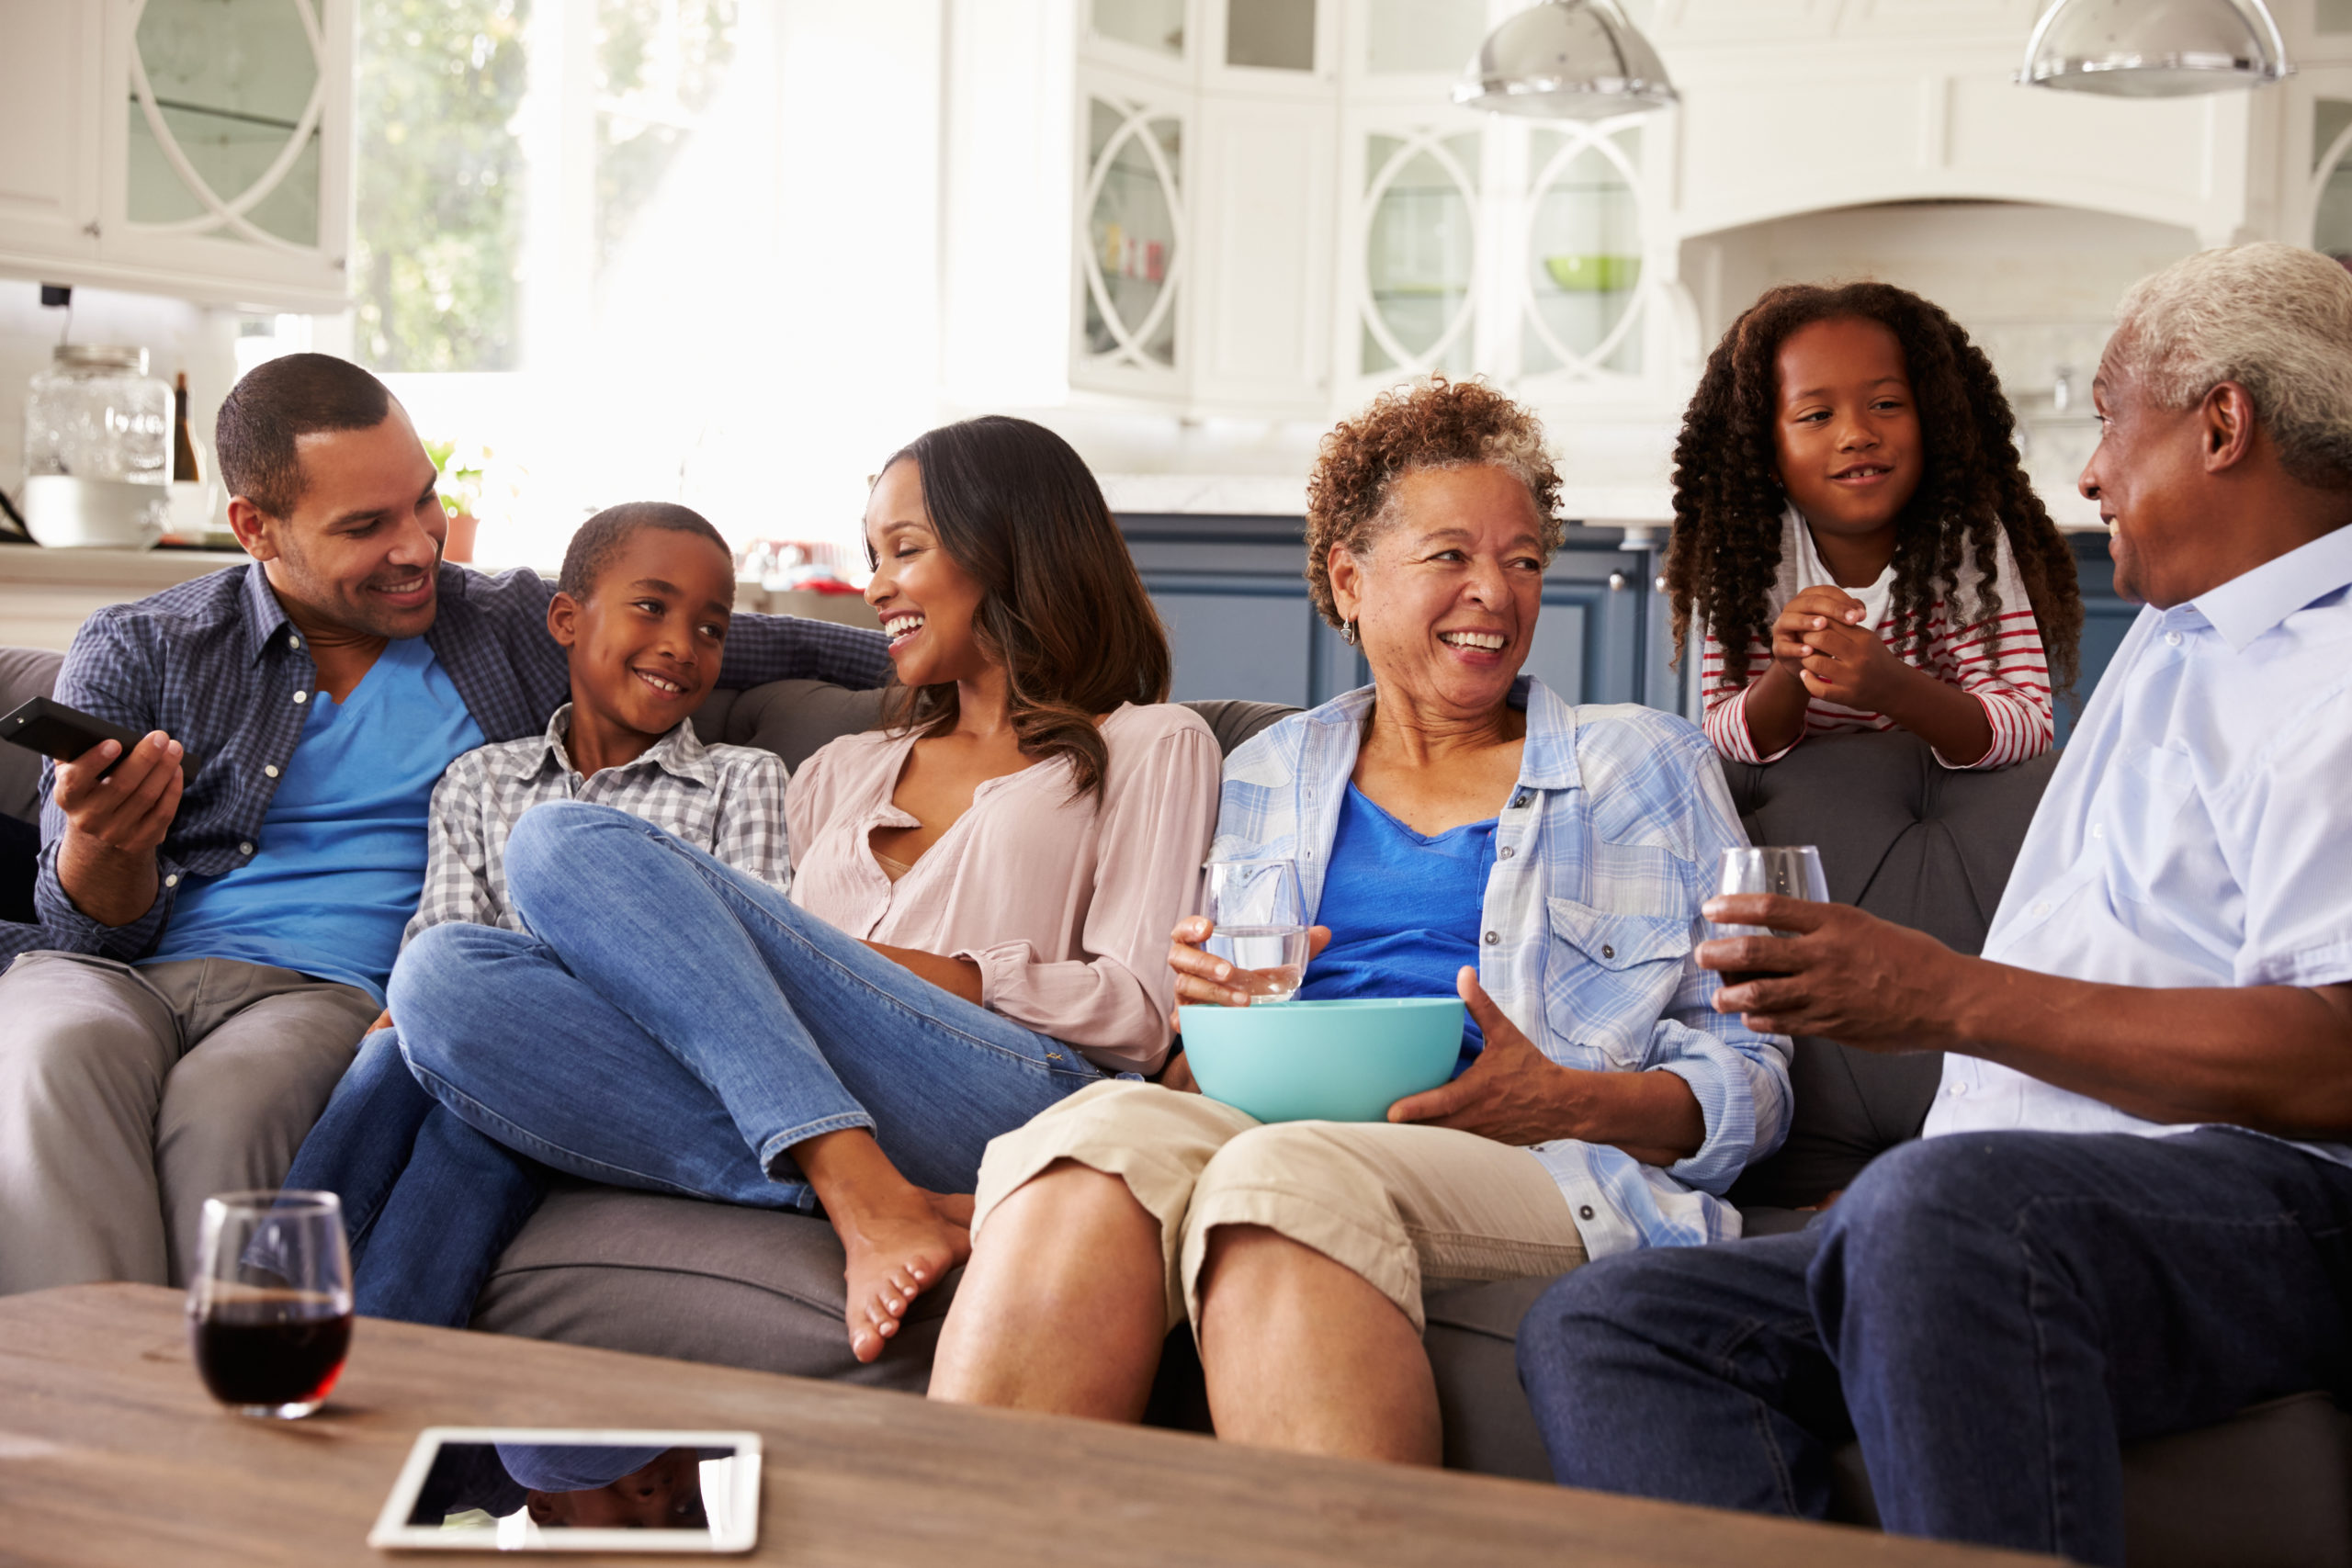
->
[1925,525,2352,1161]
[1213,677,1792,1258]
[143,637,487,1004]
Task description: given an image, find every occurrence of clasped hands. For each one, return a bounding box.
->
[1771,584,1908,712]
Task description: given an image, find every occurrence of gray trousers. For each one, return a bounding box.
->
[0,951,378,1295]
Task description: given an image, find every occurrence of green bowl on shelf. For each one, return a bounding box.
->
[1544,254,1642,292]
[1176,998,1464,1123]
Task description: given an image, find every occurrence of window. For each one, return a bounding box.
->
[355,0,818,570]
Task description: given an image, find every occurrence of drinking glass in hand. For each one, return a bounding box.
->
[1714,846,1829,987]
[187,1190,354,1419]
[1203,857,1309,1003]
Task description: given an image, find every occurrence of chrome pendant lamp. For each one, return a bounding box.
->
[2019,0,2291,96]
[1453,0,1678,121]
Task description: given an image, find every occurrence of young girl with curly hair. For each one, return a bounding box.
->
[1664,282,2082,768]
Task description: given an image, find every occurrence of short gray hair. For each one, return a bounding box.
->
[2110,243,2352,488]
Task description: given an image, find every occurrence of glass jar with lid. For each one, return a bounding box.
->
[23,345,174,548]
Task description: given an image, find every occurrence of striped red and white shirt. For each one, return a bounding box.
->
[1701,505,2054,771]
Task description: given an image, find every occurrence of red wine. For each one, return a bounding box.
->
[191,1295,351,1408]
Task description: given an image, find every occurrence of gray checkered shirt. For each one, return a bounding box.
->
[406,704,791,947]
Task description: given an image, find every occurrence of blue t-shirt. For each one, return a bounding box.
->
[143,637,486,1003]
[1296,783,1497,1077]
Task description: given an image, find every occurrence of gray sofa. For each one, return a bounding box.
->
[4,647,2346,1563]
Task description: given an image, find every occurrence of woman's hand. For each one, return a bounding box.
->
[1386,968,1703,1165]
[366,1010,394,1036]
[1167,915,1329,1017]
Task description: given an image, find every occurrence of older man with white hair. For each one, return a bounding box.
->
[1517,243,2352,1566]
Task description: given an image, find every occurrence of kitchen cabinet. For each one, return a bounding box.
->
[0,0,352,313]
[948,0,1683,424]
[1118,512,1678,714]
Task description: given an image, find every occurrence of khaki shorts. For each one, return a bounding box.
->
[970,1079,1589,1336]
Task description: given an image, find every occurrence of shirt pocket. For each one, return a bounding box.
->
[1544,897,1696,1068]
[2106,747,2201,908]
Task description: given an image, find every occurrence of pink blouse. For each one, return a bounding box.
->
[782,703,1222,1074]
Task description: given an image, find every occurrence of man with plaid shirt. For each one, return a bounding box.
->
[0,356,885,1295]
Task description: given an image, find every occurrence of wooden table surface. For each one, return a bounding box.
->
[0,1284,2050,1567]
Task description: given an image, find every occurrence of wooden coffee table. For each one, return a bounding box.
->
[0,1284,2048,1565]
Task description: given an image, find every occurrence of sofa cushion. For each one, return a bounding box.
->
[0,646,64,824]
[469,1177,950,1394]
[1721,730,2060,1210]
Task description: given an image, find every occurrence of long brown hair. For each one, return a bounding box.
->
[1663,281,2082,697]
[876,415,1170,802]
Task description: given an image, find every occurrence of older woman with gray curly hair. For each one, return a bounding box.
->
[929,378,1791,1465]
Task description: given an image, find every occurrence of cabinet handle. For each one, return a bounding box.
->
[1608,571,1627,592]
[1654,573,1668,592]
[82,220,102,239]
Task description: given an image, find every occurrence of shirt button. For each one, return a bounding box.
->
[1601,944,1615,959]
[264,765,279,778]
[2165,630,2183,647]
[163,874,179,888]
[2033,902,2052,918]
[1484,931,1499,944]
[288,634,300,649]
[1498,846,1514,860]
[291,690,309,705]
[2090,824,2103,840]
[239,841,254,855]
[1578,1205,1595,1221]
[1950,1081,1969,1097]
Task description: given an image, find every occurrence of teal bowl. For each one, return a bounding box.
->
[1176,998,1465,1123]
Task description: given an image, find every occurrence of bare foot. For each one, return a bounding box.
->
[925,1189,977,1228]
[834,1184,972,1363]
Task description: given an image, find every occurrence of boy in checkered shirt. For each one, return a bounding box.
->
[280,502,795,1325]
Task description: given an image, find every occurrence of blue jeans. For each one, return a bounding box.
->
[279,1025,547,1327]
[389,799,1109,1213]
[1517,1127,2352,1566]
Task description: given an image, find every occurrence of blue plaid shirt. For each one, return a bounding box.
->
[8,560,889,964]
[1210,677,1792,1257]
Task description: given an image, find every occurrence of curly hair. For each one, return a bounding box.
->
[1663,282,2082,699]
[1304,376,1566,628]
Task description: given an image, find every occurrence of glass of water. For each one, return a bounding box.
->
[1713,846,1829,986]
[1203,858,1309,1003]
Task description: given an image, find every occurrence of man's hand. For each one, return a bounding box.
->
[365,1010,394,1036]
[1698,894,1966,1052]
[52,731,186,927]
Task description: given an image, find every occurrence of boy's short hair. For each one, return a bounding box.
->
[559,502,733,599]
[214,353,394,519]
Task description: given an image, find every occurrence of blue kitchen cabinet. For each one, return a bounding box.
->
[1117,514,1679,715]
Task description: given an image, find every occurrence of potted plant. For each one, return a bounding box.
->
[424,439,489,564]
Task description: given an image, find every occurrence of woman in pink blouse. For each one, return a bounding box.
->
[390,416,1221,1360]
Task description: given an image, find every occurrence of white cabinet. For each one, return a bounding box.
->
[0,0,352,313]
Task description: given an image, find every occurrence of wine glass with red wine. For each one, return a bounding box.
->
[1714,846,1829,987]
[187,1190,354,1419]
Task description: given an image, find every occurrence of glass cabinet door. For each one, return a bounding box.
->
[127,0,327,250]
[1364,0,1489,75]
[1082,96,1184,372]
[1361,130,1479,375]
[2317,99,2352,273]
[1522,126,1645,378]
[1091,0,1187,58]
